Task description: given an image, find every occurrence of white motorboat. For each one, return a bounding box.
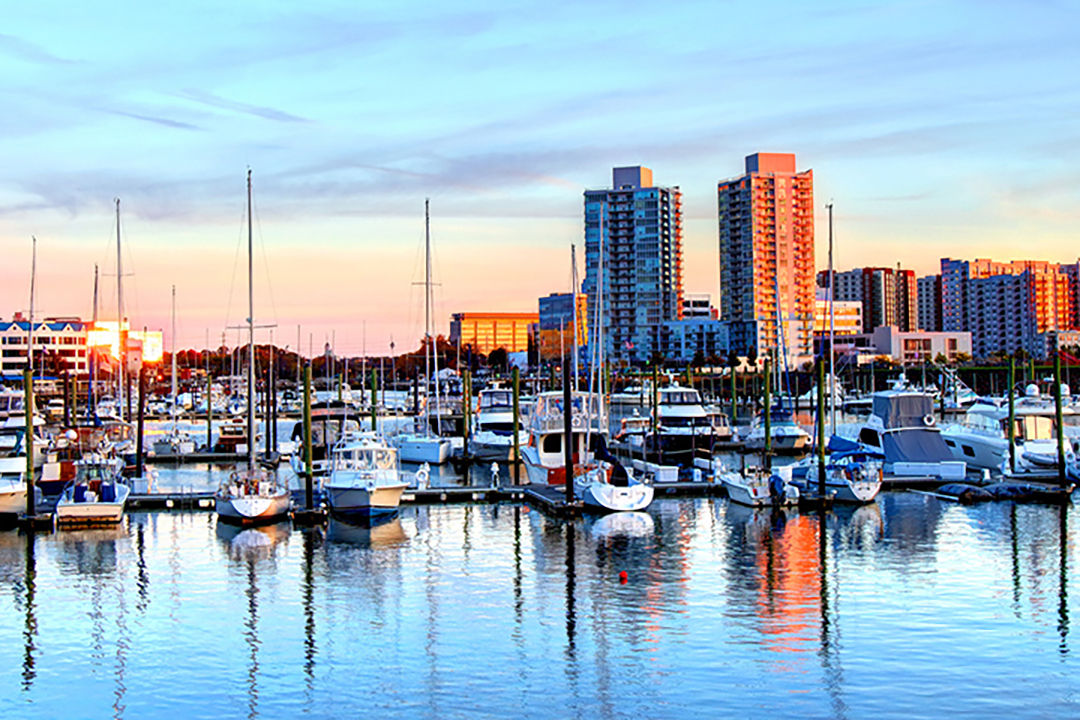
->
[0,428,35,516]
[325,432,408,518]
[214,170,291,527]
[520,390,607,486]
[794,451,883,504]
[574,461,653,513]
[55,454,130,526]
[839,389,967,481]
[743,405,812,454]
[468,386,527,461]
[394,431,452,465]
[651,384,724,460]
[717,467,799,507]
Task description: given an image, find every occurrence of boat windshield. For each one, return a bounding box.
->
[480,390,513,410]
[337,447,397,470]
[661,390,701,405]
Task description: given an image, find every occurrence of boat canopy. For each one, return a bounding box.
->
[881,428,952,464]
[873,394,935,429]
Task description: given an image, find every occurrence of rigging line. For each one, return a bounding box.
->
[222,191,248,344]
[252,190,280,330]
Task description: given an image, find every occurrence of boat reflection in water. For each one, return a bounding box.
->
[585,511,655,541]
[215,520,290,720]
[326,514,409,548]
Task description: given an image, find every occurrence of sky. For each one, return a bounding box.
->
[1,0,1077,356]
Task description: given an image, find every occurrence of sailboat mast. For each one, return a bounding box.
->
[246,170,256,472]
[28,236,36,377]
[424,199,432,433]
[827,202,836,434]
[90,264,99,416]
[571,243,579,391]
[171,285,177,424]
[116,199,125,422]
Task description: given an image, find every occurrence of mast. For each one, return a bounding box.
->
[90,264,99,417]
[246,170,256,472]
[426,199,443,436]
[171,284,177,427]
[827,202,836,434]
[571,243,579,391]
[27,237,36,376]
[423,199,432,436]
[116,199,125,422]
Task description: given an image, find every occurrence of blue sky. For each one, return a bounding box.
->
[1,0,1077,354]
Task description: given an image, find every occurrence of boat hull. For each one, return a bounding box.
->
[56,484,129,526]
[326,484,407,518]
[216,492,291,525]
[396,437,452,465]
[577,480,653,513]
[0,487,28,515]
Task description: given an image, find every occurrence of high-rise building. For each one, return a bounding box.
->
[537,293,588,362]
[819,266,917,331]
[681,293,716,320]
[718,153,814,358]
[917,275,943,332]
[941,258,1075,358]
[584,166,683,364]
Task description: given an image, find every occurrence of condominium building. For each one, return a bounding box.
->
[659,318,728,364]
[941,257,1076,358]
[584,166,683,364]
[681,293,716,320]
[819,266,917,331]
[813,294,863,337]
[0,315,163,378]
[449,312,538,355]
[917,275,943,332]
[537,293,588,362]
[718,153,814,359]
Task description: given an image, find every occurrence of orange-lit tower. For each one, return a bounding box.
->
[718,153,814,358]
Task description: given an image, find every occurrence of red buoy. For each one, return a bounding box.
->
[619,571,628,584]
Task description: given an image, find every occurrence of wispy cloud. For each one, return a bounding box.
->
[175,89,308,123]
[103,108,203,131]
[0,32,74,65]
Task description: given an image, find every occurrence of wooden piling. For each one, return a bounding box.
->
[1055,352,1067,488]
[303,363,314,509]
[512,366,520,484]
[563,356,573,504]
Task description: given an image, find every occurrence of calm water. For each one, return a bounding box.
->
[1,488,1078,719]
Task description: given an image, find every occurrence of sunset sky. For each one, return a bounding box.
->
[1,0,1077,357]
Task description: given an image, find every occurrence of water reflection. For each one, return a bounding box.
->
[22,532,38,691]
[1059,504,1070,655]
[216,521,290,720]
[326,515,408,548]
[300,527,322,710]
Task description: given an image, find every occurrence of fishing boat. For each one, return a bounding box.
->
[289,401,363,476]
[214,170,290,526]
[393,199,452,465]
[324,432,408,518]
[55,453,130,526]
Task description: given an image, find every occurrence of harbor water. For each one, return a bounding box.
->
[2,465,1078,718]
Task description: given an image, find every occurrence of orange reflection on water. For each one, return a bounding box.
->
[754,513,823,664]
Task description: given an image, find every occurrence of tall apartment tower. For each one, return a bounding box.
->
[718,153,814,357]
[584,166,683,364]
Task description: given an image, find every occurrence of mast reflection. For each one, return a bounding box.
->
[216,521,290,720]
[1059,504,1070,656]
[22,532,37,692]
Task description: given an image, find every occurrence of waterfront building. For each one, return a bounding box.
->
[449,312,538,355]
[0,315,162,379]
[917,275,943,332]
[584,166,683,365]
[537,293,587,362]
[718,153,814,359]
[659,318,728,364]
[813,293,863,337]
[682,293,716,320]
[864,326,972,365]
[941,258,1075,358]
[819,266,918,332]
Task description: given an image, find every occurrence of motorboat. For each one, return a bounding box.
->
[289,401,363,476]
[791,451,884,504]
[393,429,452,465]
[55,453,130,526]
[520,390,607,485]
[717,466,799,507]
[468,386,527,462]
[839,388,966,481]
[0,428,35,516]
[324,432,408,518]
[651,383,724,461]
[743,404,812,454]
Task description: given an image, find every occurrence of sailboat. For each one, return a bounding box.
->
[215,171,291,525]
[394,199,452,465]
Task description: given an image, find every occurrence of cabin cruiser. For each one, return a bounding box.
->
[289,401,364,475]
[469,386,527,462]
[0,428,37,516]
[324,432,408,518]
[55,453,130,526]
[652,384,725,460]
[521,390,652,512]
[838,389,966,481]
[743,404,812,454]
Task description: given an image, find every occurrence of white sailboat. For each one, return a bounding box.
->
[215,170,290,525]
[394,199,452,465]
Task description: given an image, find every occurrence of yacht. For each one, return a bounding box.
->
[0,428,35,517]
[743,404,812,454]
[651,384,724,461]
[324,432,408,518]
[55,453,130,526]
[469,386,527,462]
[839,388,966,481]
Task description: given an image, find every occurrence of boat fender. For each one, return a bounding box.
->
[923,414,936,427]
